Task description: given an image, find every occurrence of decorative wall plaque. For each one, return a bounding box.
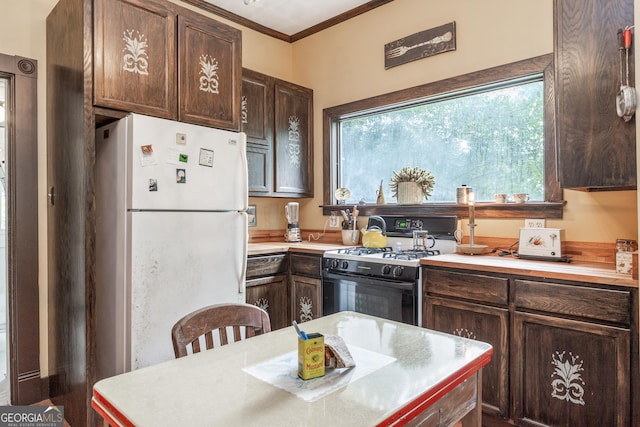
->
[384,22,456,69]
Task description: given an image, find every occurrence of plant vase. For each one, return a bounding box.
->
[396,181,423,204]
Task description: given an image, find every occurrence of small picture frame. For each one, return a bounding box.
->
[247,205,257,227]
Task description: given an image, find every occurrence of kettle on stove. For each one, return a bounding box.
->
[361,215,388,248]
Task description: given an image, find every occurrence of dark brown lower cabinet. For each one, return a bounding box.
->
[246,253,289,330]
[512,312,630,427]
[425,297,509,419]
[423,266,638,427]
[290,274,322,324]
[246,274,289,330]
[290,253,323,324]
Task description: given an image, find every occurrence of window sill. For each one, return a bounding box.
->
[322,201,565,219]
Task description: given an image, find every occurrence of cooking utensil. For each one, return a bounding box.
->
[616,27,636,122]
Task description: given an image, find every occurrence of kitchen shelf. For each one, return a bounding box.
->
[321,201,565,219]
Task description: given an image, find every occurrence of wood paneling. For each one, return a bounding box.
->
[46,0,94,425]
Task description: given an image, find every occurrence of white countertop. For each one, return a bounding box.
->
[248,241,346,256]
[92,312,492,427]
[420,253,638,288]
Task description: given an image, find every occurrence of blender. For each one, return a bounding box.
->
[285,202,301,242]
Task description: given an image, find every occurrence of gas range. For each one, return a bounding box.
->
[323,215,457,279]
[321,215,458,326]
[322,246,443,281]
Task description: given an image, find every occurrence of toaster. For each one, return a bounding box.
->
[518,228,564,258]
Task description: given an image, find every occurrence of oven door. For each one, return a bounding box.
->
[322,270,417,325]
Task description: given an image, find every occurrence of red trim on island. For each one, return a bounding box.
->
[376,348,493,427]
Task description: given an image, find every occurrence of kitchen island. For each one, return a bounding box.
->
[92,311,492,426]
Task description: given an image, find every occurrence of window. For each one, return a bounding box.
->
[323,54,562,217]
[340,77,544,203]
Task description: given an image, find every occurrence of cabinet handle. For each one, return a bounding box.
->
[48,186,55,206]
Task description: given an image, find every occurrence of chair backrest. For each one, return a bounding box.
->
[171,303,271,358]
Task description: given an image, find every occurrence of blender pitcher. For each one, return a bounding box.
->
[285,202,301,242]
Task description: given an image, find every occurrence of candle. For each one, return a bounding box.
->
[468,192,475,225]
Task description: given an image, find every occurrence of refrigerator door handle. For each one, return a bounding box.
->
[239,132,249,211]
[239,211,248,294]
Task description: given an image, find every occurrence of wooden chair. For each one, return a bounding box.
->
[171,303,271,358]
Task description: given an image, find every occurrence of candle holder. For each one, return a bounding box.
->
[456,192,488,255]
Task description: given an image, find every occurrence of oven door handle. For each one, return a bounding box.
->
[321,270,416,291]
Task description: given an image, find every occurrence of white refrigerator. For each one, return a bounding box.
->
[95,113,248,380]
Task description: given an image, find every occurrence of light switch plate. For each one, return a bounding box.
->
[524,218,545,228]
[176,133,187,145]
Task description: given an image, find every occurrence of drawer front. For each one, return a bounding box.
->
[424,268,509,306]
[513,279,631,325]
[290,254,321,278]
[246,254,288,278]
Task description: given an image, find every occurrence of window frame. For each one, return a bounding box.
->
[322,53,564,219]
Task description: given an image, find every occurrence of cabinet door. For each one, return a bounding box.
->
[246,145,272,194]
[94,0,177,119]
[242,69,274,195]
[554,0,636,189]
[178,13,241,130]
[246,274,288,330]
[241,69,274,146]
[274,80,313,196]
[425,296,509,419]
[290,275,322,324]
[512,311,630,426]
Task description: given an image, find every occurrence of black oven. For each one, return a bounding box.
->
[321,270,418,326]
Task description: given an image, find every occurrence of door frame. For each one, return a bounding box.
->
[0,53,40,404]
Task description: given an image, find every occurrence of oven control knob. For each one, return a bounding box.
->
[381,265,392,275]
[341,260,349,269]
[392,266,404,277]
[330,259,340,269]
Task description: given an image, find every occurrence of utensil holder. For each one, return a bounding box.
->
[342,229,360,245]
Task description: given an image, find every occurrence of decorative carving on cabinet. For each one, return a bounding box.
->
[299,296,313,322]
[198,54,219,94]
[241,95,248,124]
[287,115,301,167]
[551,350,586,406]
[254,297,269,313]
[122,29,150,75]
[453,328,477,340]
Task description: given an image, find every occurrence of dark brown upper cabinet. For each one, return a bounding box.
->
[94,0,241,130]
[178,13,241,130]
[554,0,636,190]
[242,69,274,195]
[274,80,313,197]
[94,0,177,119]
[241,69,313,197]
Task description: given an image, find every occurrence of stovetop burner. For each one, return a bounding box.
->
[383,249,441,260]
[337,246,393,256]
[335,246,441,260]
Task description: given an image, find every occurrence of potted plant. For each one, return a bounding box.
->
[389,166,435,204]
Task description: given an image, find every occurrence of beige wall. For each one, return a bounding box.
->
[290,0,638,244]
[2,0,638,379]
